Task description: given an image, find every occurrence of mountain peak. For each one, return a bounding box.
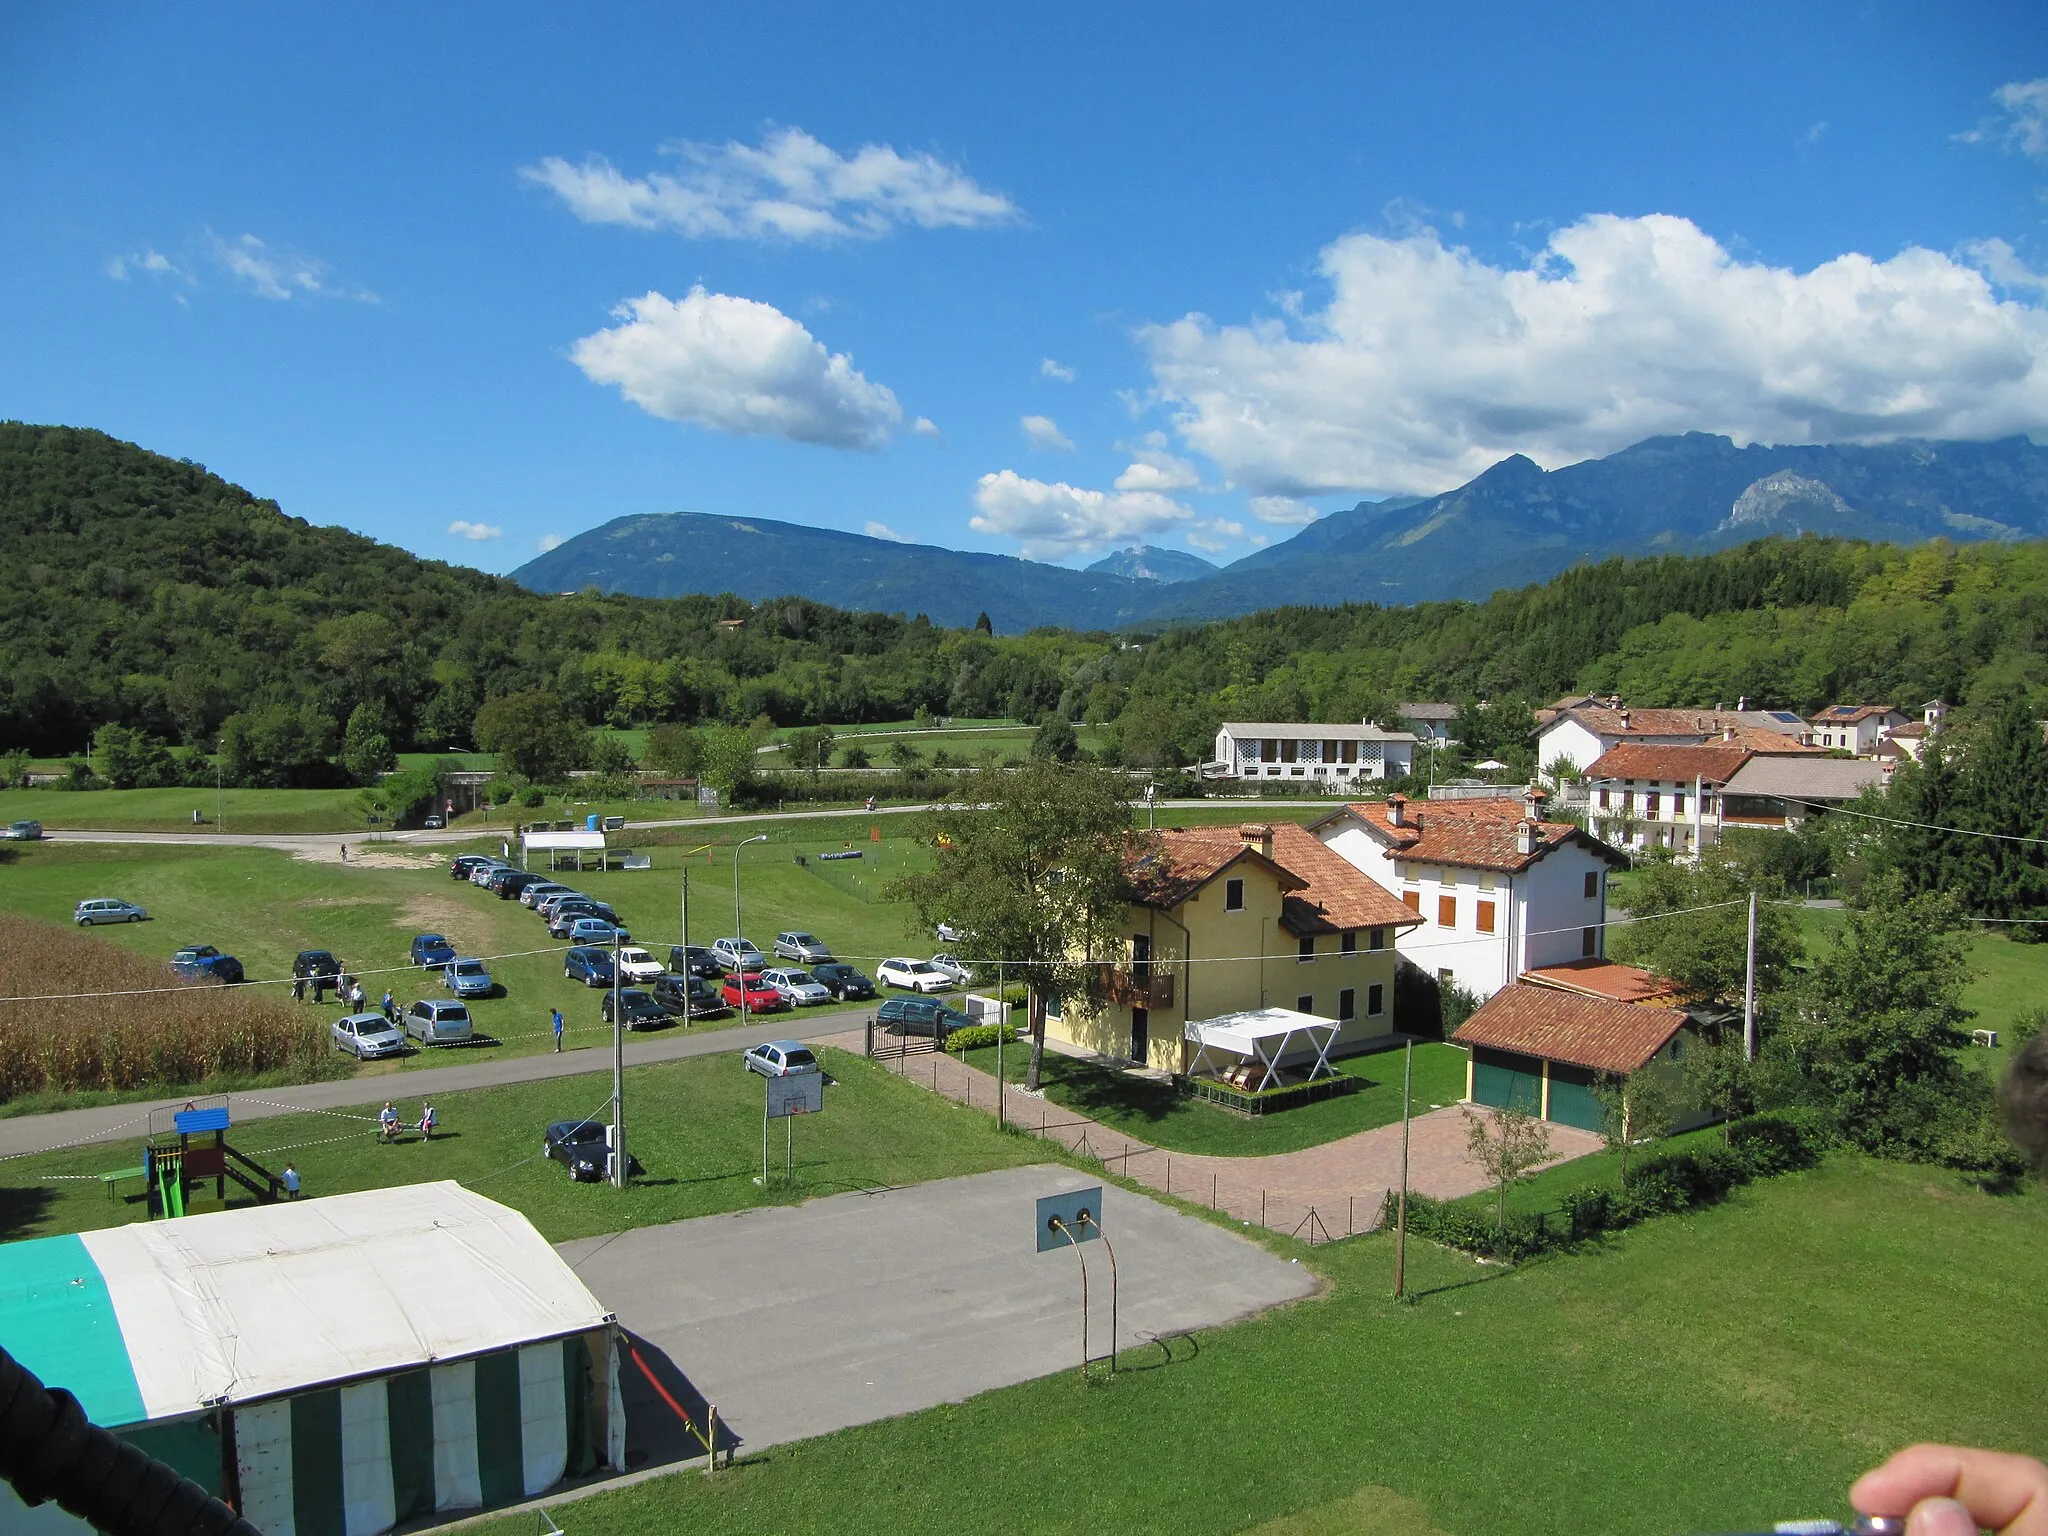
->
[1083,545,1217,583]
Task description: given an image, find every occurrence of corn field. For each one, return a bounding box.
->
[0,913,332,1101]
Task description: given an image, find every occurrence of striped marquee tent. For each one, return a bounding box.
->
[0,1182,622,1536]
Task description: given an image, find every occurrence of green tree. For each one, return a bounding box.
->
[1682,1034,1756,1145]
[887,738,922,772]
[838,743,872,770]
[1030,716,1079,763]
[1607,848,1802,1005]
[699,725,759,804]
[645,723,704,778]
[417,678,478,751]
[785,725,837,781]
[890,761,1135,1090]
[473,690,589,784]
[1461,1106,1553,1231]
[588,733,638,775]
[1594,1065,1689,1179]
[0,749,29,788]
[1949,695,2048,921]
[340,700,398,785]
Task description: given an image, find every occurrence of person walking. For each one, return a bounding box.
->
[552,1007,565,1052]
[291,975,306,1003]
[280,1163,300,1199]
[381,988,395,1022]
[340,842,349,863]
[418,1101,437,1141]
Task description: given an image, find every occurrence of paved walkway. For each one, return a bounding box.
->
[837,1029,1602,1241]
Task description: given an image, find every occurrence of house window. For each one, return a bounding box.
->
[1402,891,1420,914]
[1581,926,1598,958]
[1370,927,1386,950]
[1598,788,1610,809]
[1046,994,1063,1020]
[1646,791,1660,818]
[1341,931,1357,954]
[1338,987,1356,1021]
[1478,872,1496,893]
[1296,994,1315,1014]
[1584,870,1599,899]
[1225,878,1244,911]
[1280,739,1298,763]
[1622,791,1635,814]
[1298,935,1316,962]
[1367,982,1385,1016]
[1673,792,1687,817]
[1437,895,1457,927]
[1475,900,1497,935]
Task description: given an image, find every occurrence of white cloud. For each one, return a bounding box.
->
[1141,212,2048,497]
[106,249,192,285]
[1021,414,1075,451]
[447,520,502,541]
[1248,495,1320,526]
[970,469,1197,560]
[521,126,1018,242]
[204,231,376,303]
[1185,519,1246,553]
[863,520,913,543]
[570,286,904,449]
[537,533,564,553]
[1958,78,2048,159]
[1040,357,1076,382]
[1114,441,1201,493]
[911,416,941,437]
[1966,237,2048,294]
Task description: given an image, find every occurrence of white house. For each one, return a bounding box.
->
[1397,702,1460,747]
[1805,704,1910,756]
[1309,791,1626,1001]
[1210,722,1418,785]
[1538,704,1809,782]
[1721,755,1887,830]
[1582,742,1750,857]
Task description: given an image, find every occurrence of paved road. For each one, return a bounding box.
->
[558,1164,1316,1463]
[0,1006,880,1160]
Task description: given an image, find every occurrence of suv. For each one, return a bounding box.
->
[75,898,147,926]
[403,999,473,1045]
[877,996,971,1040]
[652,973,729,1020]
[710,937,766,971]
[773,931,833,963]
[667,945,723,979]
[489,869,542,899]
[171,945,244,985]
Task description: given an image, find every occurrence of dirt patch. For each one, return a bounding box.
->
[400,893,493,943]
[286,846,440,871]
[293,896,384,909]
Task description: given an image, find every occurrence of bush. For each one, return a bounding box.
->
[941,1023,1022,1053]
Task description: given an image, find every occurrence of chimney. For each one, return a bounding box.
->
[1385,794,1406,827]
[1515,818,1539,855]
[1723,726,1735,742]
[1521,786,1546,822]
[1238,823,1274,859]
[1618,709,1632,730]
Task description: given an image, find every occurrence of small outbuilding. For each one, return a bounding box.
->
[1452,981,1690,1132]
[0,1182,622,1536]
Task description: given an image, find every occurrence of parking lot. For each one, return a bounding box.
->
[558,1164,1319,1464]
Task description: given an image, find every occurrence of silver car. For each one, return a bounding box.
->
[75,897,147,926]
[711,936,767,971]
[403,999,473,1046]
[521,881,572,908]
[761,967,832,1006]
[331,1012,406,1059]
[742,1040,821,1077]
[773,931,833,963]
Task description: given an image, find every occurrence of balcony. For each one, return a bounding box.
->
[1098,966,1175,1009]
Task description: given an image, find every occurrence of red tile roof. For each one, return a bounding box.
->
[1129,824,1418,932]
[1565,706,1763,737]
[1520,959,1689,1006]
[1331,797,1620,874]
[1584,743,1754,784]
[1453,983,1685,1074]
[1123,831,1300,909]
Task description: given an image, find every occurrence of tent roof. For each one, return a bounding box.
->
[522,829,607,850]
[1184,1007,1335,1054]
[0,1182,611,1426]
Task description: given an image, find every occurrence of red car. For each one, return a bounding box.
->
[721,971,786,1012]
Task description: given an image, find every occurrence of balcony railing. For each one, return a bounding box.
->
[1098,966,1175,1009]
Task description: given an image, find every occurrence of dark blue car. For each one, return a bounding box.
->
[563,946,615,987]
[410,933,457,969]
[170,945,244,985]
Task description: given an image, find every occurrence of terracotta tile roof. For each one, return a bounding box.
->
[1813,704,1899,723]
[1333,797,1619,874]
[1453,982,1685,1074]
[1132,824,1418,932]
[1584,743,1754,784]
[1889,721,1927,739]
[1520,959,1689,1006]
[1565,705,1763,737]
[1123,830,1300,909]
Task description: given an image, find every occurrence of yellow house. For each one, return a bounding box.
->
[1046,822,1422,1073]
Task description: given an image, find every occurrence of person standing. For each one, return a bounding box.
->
[381,988,395,1022]
[280,1163,300,1199]
[340,842,349,863]
[552,1007,565,1052]
[291,975,306,1003]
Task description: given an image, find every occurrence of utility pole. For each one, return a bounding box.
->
[996,960,1005,1129]
[611,925,628,1188]
[1743,888,1758,1062]
[735,834,769,1029]
[680,862,690,969]
[1394,1037,1413,1299]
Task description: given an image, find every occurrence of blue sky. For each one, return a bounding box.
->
[3,3,2045,574]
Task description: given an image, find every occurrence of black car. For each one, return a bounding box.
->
[812,962,875,1001]
[293,950,343,981]
[543,1120,612,1181]
[876,996,971,1039]
[652,972,730,1020]
[489,869,543,899]
[600,989,670,1030]
[449,855,493,881]
[666,945,723,979]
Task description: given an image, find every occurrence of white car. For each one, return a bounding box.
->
[877,957,951,993]
[761,967,832,1006]
[929,953,974,986]
[614,946,665,984]
[75,898,147,926]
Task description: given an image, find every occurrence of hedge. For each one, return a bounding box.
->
[1380,1113,1824,1262]
[942,1023,1022,1053]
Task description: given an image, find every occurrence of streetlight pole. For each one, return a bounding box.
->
[734,835,769,1029]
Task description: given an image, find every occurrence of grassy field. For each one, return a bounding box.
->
[0,785,369,834]
[954,1040,1472,1156]
[455,1154,2048,1536]
[0,1046,1052,1246]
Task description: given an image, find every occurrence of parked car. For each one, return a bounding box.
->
[569,918,632,946]
[403,999,473,1045]
[543,1119,612,1182]
[710,936,767,971]
[877,996,971,1039]
[442,957,495,998]
[742,1040,820,1078]
[720,971,786,1013]
[293,950,343,982]
[449,855,493,881]
[761,967,832,1006]
[600,989,669,1030]
[489,869,543,899]
[410,933,457,969]
[563,946,615,986]
[811,962,875,1001]
[929,952,975,987]
[170,945,244,985]
[876,957,951,993]
[536,891,589,920]
[75,897,147,926]
[423,814,445,830]
[331,1011,406,1058]
[667,945,724,979]
[613,946,665,984]
[469,861,508,886]
[521,881,572,909]
[936,921,970,943]
[773,931,833,963]
[4,820,44,841]
[652,973,729,1020]
[547,905,601,938]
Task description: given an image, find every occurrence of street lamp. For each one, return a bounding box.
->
[734,834,770,1027]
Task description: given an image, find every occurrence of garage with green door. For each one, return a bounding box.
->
[1453,981,1690,1130]
[1470,1047,1545,1115]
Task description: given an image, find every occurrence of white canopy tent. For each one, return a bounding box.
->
[521,828,607,871]
[1183,1007,1340,1091]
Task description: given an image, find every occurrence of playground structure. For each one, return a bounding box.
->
[110,1102,287,1218]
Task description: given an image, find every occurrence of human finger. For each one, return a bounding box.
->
[1851,1444,2048,1536]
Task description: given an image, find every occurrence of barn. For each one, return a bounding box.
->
[0,1181,622,1536]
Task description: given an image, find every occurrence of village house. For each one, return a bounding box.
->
[1207,721,1419,785]
[1719,755,1886,831]
[1397,702,1460,747]
[1452,979,1694,1132]
[1581,743,1751,857]
[1805,704,1910,756]
[1043,822,1419,1074]
[1308,791,1625,1002]
[1537,701,1810,782]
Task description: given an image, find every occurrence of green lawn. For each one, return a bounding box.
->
[0,785,370,834]
[460,1155,2048,1536]
[0,1047,1050,1247]
[954,1040,1471,1156]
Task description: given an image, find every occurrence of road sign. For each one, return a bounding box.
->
[766,1073,824,1119]
[1035,1187,1102,1253]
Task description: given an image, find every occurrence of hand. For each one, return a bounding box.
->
[1852,1445,2048,1536]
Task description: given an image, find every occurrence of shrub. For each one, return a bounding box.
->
[941,1023,1022,1054]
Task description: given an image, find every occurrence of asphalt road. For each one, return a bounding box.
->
[559,1164,1317,1463]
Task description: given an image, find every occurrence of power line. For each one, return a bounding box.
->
[1781,795,2048,848]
